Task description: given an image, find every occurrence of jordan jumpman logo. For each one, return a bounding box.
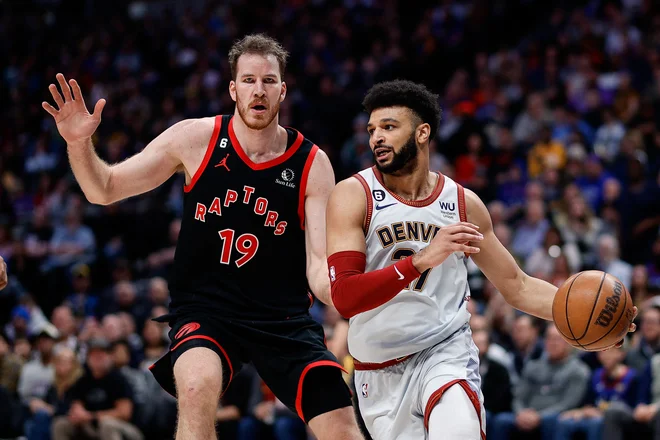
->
[215,154,230,171]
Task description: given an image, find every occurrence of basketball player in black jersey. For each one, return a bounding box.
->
[43,34,361,440]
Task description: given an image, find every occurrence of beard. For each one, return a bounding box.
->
[373,132,419,175]
[236,96,280,130]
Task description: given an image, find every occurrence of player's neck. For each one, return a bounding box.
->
[380,155,436,201]
[232,113,287,158]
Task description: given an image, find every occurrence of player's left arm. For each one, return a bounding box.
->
[465,188,556,321]
[304,149,336,306]
[467,188,638,338]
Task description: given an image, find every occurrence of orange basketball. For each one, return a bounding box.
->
[552,270,634,352]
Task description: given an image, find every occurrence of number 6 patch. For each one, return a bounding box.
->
[373,190,386,202]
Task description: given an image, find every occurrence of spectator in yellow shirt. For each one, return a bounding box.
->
[528,125,567,179]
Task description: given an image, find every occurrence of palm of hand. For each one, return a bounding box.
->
[42,73,105,144]
[54,101,97,142]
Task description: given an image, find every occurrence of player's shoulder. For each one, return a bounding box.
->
[329,174,369,209]
[328,175,367,223]
[162,117,219,151]
[164,116,216,139]
[463,187,488,217]
[310,146,331,168]
[304,148,335,196]
[334,173,368,196]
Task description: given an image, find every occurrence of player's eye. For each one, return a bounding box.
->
[385,125,394,130]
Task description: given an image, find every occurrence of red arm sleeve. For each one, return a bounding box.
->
[328,250,421,319]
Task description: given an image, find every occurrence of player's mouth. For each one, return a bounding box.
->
[250,103,268,114]
[374,147,393,161]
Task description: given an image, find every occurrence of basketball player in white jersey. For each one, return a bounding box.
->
[325,80,636,440]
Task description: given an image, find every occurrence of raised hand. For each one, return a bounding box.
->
[42,73,106,145]
[413,222,483,272]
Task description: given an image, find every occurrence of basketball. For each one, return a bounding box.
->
[552,270,634,352]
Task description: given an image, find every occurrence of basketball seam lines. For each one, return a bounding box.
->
[582,282,628,349]
[577,272,607,340]
[564,272,587,350]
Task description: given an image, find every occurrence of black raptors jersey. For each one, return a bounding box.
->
[169,115,319,319]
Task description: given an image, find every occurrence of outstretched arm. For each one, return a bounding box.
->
[43,74,206,205]
[66,120,200,205]
[304,149,336,305]
[467,188,638,339]
[466,188,557,320]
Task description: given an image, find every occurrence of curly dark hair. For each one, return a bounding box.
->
[228,33,289,80]
[362,80,442,139]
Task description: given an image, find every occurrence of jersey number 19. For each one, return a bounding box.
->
[218,229,259,267]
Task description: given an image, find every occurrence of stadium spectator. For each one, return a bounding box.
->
[0,330,23,396]
[24,346,82,440]
[52,337,142,440]
[602,350,660,440]
[555,346,638,440]
[18,324,58,407]
[489,326,590,440]
[510,314,545,377]
[472,328,513,437]
[627,305,660,372]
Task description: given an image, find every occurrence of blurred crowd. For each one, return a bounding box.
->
[1,0,660,439]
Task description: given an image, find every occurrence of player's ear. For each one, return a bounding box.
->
[417,123,431,144]
[280,81,287,103]
[229,81,237,102]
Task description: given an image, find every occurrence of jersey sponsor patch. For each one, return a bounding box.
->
[276,168,296,188]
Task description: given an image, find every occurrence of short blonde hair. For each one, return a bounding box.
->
[228,34,289,80]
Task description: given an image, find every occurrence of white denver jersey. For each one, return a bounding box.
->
[348,167,471,363]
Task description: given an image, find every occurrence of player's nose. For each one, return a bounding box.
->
[253,80,266,96]
[372,130,386,145]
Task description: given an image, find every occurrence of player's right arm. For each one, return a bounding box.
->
[326,178,421,318]
[42,74,196,205]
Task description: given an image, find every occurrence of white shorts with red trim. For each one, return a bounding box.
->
[354,325,485,440]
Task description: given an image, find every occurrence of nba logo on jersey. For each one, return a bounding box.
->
[361,383,369,398]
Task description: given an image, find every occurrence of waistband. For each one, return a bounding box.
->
[353,355,413,371]
[352,323,470,371]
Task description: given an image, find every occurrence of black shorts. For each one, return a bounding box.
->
[149,308,351,422]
